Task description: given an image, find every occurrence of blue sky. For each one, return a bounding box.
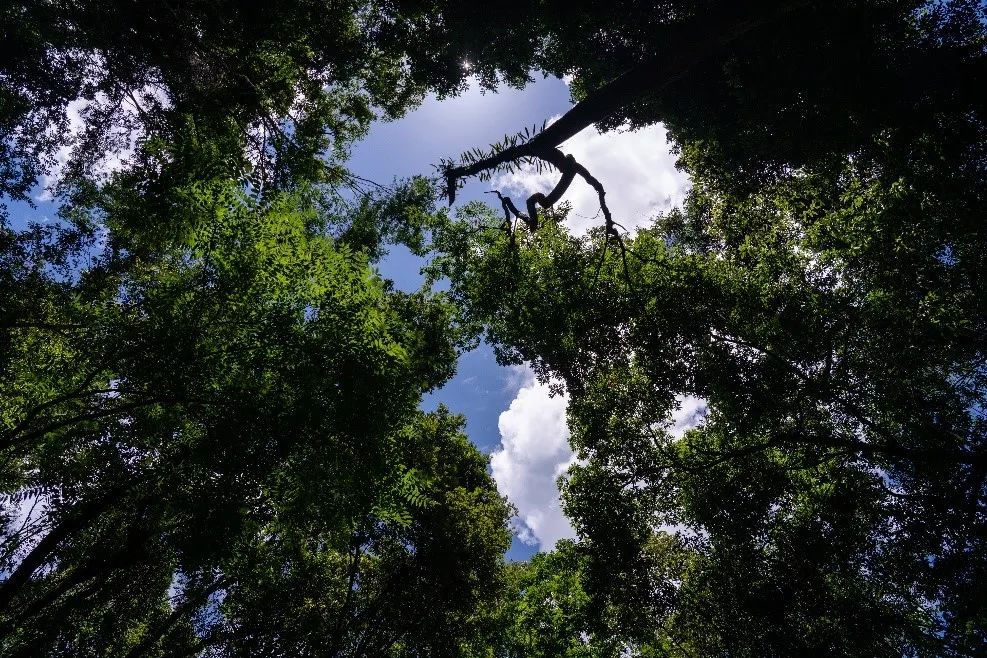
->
[348,76,694,559]
[349,76,573,560]
[351,76,571,448]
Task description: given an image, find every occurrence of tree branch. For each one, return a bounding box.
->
[0,483,127,612]
[124,575,228,658]
[444,3,810,205]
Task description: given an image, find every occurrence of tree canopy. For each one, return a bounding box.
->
[426,0,986,655]
[2,0,986,656]
[1,167,513,655]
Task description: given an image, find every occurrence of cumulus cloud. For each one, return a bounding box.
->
[490,367,576,551]
[492,118,690,234]
[490,361,708,550]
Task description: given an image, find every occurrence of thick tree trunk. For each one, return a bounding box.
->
[446,2,809,201]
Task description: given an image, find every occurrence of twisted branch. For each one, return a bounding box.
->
[444,3,810,231]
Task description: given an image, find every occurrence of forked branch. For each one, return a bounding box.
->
[479,148,618,236]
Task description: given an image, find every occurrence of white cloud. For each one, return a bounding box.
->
[490,366,576,551]
[490,366,708,551]
[669,394,708,439]
[36,84,169,202]
[36,98,88,202]
[492,118,690,235]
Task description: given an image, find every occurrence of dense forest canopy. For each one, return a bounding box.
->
[1,0,985,656]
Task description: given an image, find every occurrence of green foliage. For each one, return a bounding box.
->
[430,96,987,653]
[0,176,510,656]
[0,6,525,653]
[416,4,987,655]
[3,1,986,656]
[498,541,622,658]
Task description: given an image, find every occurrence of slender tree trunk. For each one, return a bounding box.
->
[124,576,229,658]
[0,484,126,612]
